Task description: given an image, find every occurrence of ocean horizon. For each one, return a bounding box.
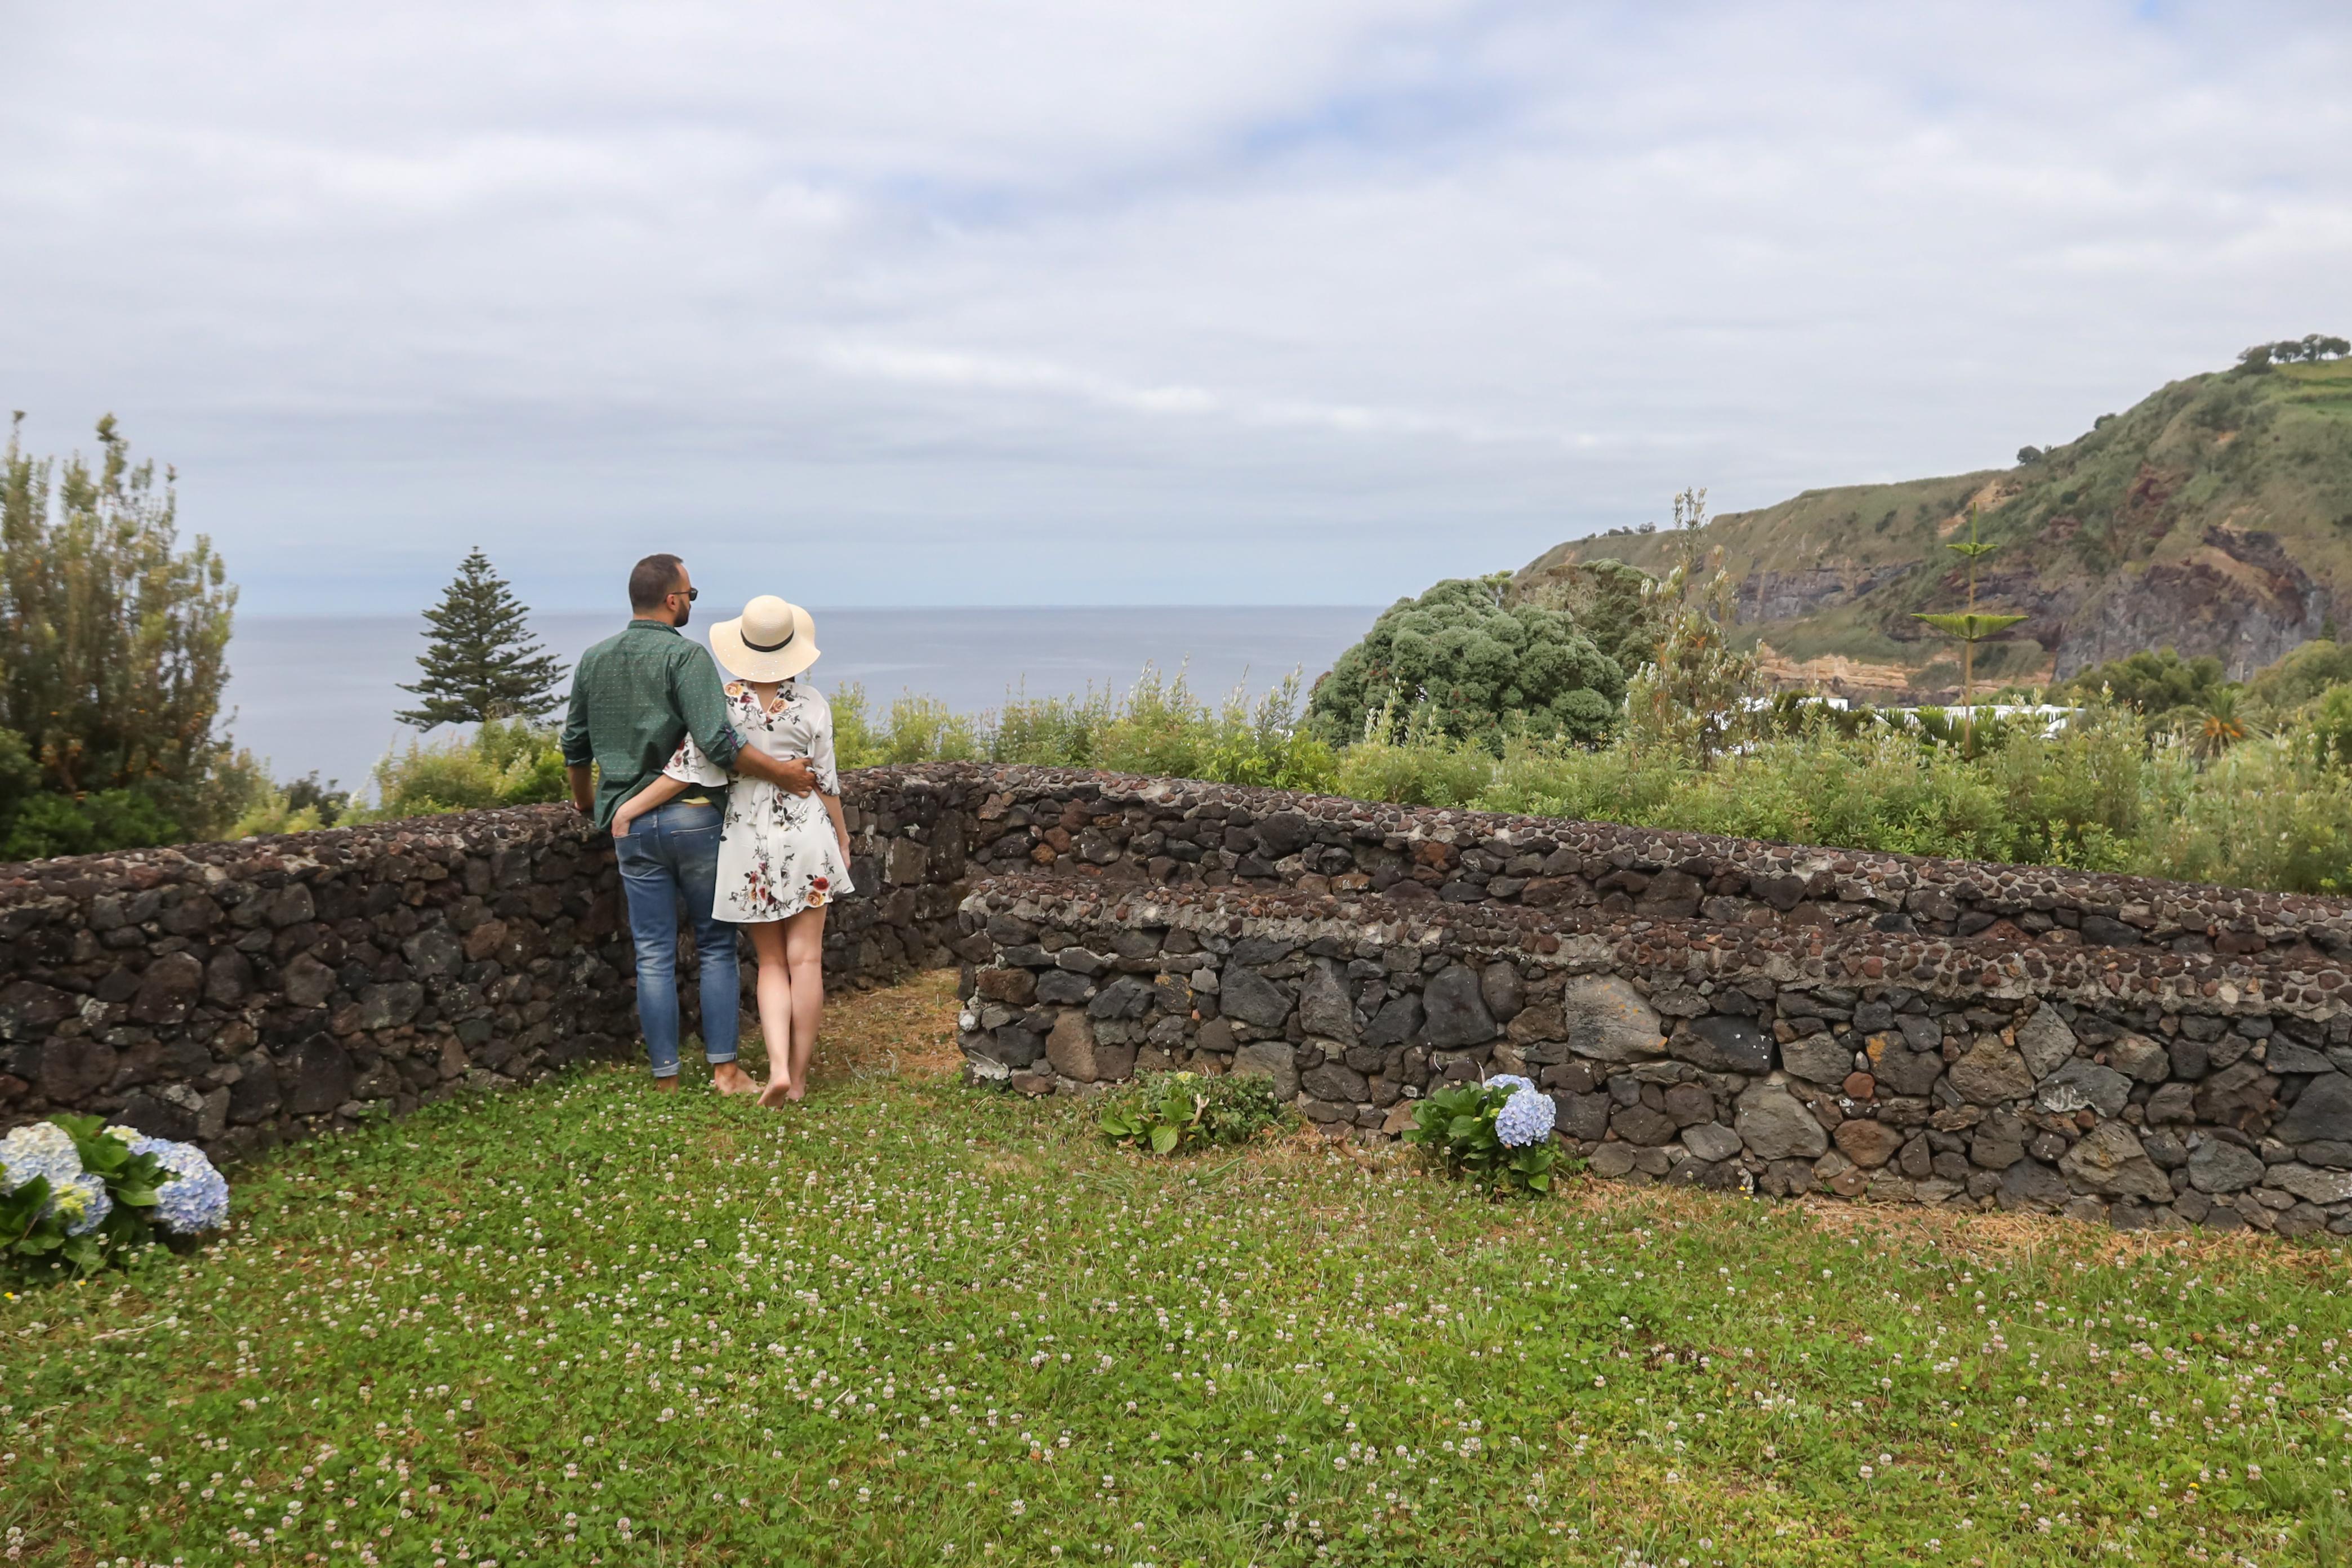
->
[220,605,1381,795]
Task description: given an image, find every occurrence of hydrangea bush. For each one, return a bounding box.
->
[0,1115,229,1277]
[1099,1070,1288,1156]
[1403,1072,1561,1196]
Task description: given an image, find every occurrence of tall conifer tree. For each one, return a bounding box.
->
[396,549,567,728]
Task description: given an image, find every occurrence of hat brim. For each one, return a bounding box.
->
[709,605,820,682]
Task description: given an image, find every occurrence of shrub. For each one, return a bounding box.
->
[1098,1071,1287,1155]
[0,787,181,862]
[1403,1075,1560,1196]
[1,1116,229,1279]
[366,718,567,820]
[2056,647,2231,719]
[1308,574,1625,750]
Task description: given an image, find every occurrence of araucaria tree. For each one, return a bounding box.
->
[1624,488,1759,765]
[397,549,568,728]
[1912,504,2027,748]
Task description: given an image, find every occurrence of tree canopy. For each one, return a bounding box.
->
[2056,647,2230,716]
[1307,574,1626,749]
[0,415,242,857]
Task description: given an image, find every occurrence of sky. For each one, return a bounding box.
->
[3,1,2348,613]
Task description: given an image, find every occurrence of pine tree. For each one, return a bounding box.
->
[395,549,568,729]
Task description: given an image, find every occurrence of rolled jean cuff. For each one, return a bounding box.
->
[703,1045,738,1065]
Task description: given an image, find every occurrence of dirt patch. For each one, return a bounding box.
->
[754,969,965,1084]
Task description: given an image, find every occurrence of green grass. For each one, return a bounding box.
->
[7,974,2351,1566]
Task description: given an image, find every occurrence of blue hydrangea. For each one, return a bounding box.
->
[1485,1073,1536,1095]
[1494,1086,1557,1148]
[131,1137,231,1235]
[0,1121,83,1193]
[49,1171,113,1236]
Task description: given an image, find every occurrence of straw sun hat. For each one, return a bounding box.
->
[709,595,821,683]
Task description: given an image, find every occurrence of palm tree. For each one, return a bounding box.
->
[2190,688,2253,759]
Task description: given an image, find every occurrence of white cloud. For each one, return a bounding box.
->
[1,1,2346,609]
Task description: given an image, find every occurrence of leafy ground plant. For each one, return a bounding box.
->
[6,973,2352,1566]
[1403,1075,1561,1195]
[0,1115,226,1276]
[1099,1069,1287,1155]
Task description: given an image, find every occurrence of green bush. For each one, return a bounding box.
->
[836,666,1335,792]
[366,718,567,821]
[1402,1080,1560,1196]
[2056,647,2230,718]
[1307,574,1625,750]
[1098,1070,1288,1155]
[1,786,182,862]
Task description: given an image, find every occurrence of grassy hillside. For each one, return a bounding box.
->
[1516,355,2352,700]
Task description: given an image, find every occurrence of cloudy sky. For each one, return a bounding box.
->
[4,2,2347,613]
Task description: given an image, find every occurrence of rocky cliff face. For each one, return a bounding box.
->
[2054,527,2333,681]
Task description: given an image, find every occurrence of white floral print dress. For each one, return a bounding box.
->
[663,680,853,923]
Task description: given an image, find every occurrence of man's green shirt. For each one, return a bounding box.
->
[560,620,743,829]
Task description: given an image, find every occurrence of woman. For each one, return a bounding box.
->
[612,595,853,1107]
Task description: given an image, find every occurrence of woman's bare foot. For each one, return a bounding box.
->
[784,1078,808,1103]
[758,1076,792,1108]
[711,1062,761,1097]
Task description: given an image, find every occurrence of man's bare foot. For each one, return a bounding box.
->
[652,1074,681,1093]
[758,1077,791,1108]
[710,1063,760,1097]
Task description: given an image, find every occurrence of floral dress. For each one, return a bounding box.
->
[664,680,853,923]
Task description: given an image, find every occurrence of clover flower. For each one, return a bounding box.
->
[1494,1087,1556,1148]
[48,1171,113,1236]
[0,1121,82,1193]
[131,1137,232,1235]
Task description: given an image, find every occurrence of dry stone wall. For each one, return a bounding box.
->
[0,774,975,1164]
[14,756,2352,1237]
[953,877,2352,1239]
[865,764,2352,961]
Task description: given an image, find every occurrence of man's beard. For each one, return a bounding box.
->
[675,602,692,628]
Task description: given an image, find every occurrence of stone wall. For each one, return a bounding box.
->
[0,773,975,1164]
[15,757,2352,1228]
[852,764,2352,959]
[0,808,638,1165]
[953,877,2352,1239]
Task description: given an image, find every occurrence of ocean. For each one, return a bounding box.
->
[220,605,1380,793]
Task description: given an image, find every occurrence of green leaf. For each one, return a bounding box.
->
[1150,1125,1179,1156]
[1912,611,2030,642]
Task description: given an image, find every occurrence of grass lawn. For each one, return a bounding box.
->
[6,973,2352,1567]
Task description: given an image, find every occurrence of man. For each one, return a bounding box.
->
[561,554,815,1092]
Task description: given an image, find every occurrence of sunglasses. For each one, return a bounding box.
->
[671,586,700,602]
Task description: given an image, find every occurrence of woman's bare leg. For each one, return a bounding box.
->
[782,905,827,1101]
[745,920,795,1107]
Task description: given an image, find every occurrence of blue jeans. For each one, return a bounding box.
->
[614,800,740,1078]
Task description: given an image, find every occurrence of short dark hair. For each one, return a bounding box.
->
[628,553,685,611]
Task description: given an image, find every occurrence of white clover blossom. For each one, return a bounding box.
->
[1494,1087,1556,1148]
[49,1171,113,1236]
[131,1136,231,1235]
[0,1121,82,1193]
